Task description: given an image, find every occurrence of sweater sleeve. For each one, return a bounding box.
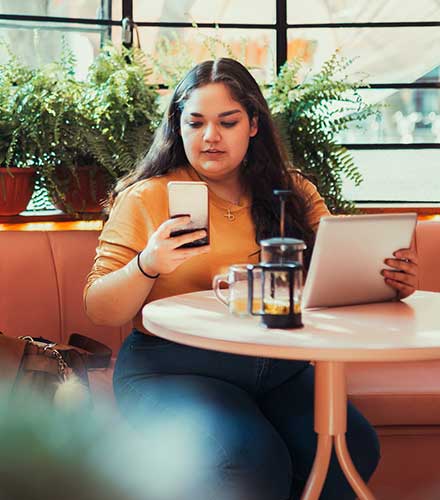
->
[292,172,331,233]
[84,182,160,296]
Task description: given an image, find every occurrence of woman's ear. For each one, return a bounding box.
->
[249,116,258,137]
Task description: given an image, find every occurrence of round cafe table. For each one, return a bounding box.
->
[143,289,440,500]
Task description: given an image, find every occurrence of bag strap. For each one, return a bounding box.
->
[0,333,27,387]
[68,333,112,369]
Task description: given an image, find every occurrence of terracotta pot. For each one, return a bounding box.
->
[0,167,35,216]
[52,165,113,214]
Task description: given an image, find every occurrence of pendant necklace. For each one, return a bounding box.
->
[224,208,236,222]
[188,166,238,222]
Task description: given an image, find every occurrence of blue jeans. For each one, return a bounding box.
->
[113,330,380,500]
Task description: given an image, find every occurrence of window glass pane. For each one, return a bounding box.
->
[342,149,440,202]
[0,22,106,76]
[337,88,440,144]
[287,27,440,83]
[0,0,115,20]
[27,188,58,213]
[287,0,440,24]
[111,2,122,21]
[133,0,275,24]
[113,27,276,84]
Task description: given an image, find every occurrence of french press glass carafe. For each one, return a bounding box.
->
[247,190,306,329]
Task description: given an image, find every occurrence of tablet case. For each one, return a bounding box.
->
[302,213,417,309]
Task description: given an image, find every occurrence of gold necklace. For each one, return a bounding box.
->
[224,208,236,222]
[188,168,240,222]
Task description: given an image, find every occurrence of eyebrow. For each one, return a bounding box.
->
[189,109,242,118]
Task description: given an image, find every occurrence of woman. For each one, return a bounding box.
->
[85,58,418,500]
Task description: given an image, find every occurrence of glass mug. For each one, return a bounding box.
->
[212,264,262,317]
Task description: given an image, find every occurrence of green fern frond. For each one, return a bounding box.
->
[269,51,377,213]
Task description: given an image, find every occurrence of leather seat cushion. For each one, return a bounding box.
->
[347,360,440,426]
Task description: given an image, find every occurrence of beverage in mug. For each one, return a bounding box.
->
[230,297,262,315]
[213,264,262,317]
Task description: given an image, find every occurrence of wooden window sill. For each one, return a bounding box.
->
[0,204,439,231]
[358,204,440,219]
[0,211,105,231]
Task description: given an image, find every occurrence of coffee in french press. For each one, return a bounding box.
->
[247,190,306,328]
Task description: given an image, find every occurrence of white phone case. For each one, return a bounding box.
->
[167,181,209,247]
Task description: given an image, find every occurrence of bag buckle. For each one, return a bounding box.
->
[18,335,68,381]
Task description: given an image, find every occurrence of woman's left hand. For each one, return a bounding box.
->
[381,240,419,300]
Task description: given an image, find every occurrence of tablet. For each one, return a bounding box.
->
[302,213,417,309]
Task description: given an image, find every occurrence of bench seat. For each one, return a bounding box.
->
[1,220,439,499]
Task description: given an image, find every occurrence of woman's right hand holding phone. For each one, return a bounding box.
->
[139,215,209,276]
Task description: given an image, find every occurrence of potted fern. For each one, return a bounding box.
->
[80,44,160,189]
[267,53,378,213]
[4,43,160,216]
[4,45,100,215]
[0,49,36,216]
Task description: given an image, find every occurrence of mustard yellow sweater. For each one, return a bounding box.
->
[85,166,330,333]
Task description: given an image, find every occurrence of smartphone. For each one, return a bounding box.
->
[167,181,209,248]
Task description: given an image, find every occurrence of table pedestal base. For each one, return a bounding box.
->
[300,362,375,500]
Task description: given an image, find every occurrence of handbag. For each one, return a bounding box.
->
[0,332,112,408]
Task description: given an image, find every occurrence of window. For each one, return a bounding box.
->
[1,0,439,214]
[0,1,118,71]
[286,1,440,203]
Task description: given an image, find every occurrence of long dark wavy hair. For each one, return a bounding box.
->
[110,58,316,265]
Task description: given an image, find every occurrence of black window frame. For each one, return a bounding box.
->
[1,0,439,208]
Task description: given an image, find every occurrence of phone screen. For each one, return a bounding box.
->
[168,181,209,248]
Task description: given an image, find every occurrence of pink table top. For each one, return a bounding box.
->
[142,290,440,362]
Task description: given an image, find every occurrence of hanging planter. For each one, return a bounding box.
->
[0,167,35,216]
[51,165,113,214]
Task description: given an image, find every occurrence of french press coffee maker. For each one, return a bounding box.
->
[247,190,306,328]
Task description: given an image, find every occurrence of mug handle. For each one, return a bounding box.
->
[212,274,230,306]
